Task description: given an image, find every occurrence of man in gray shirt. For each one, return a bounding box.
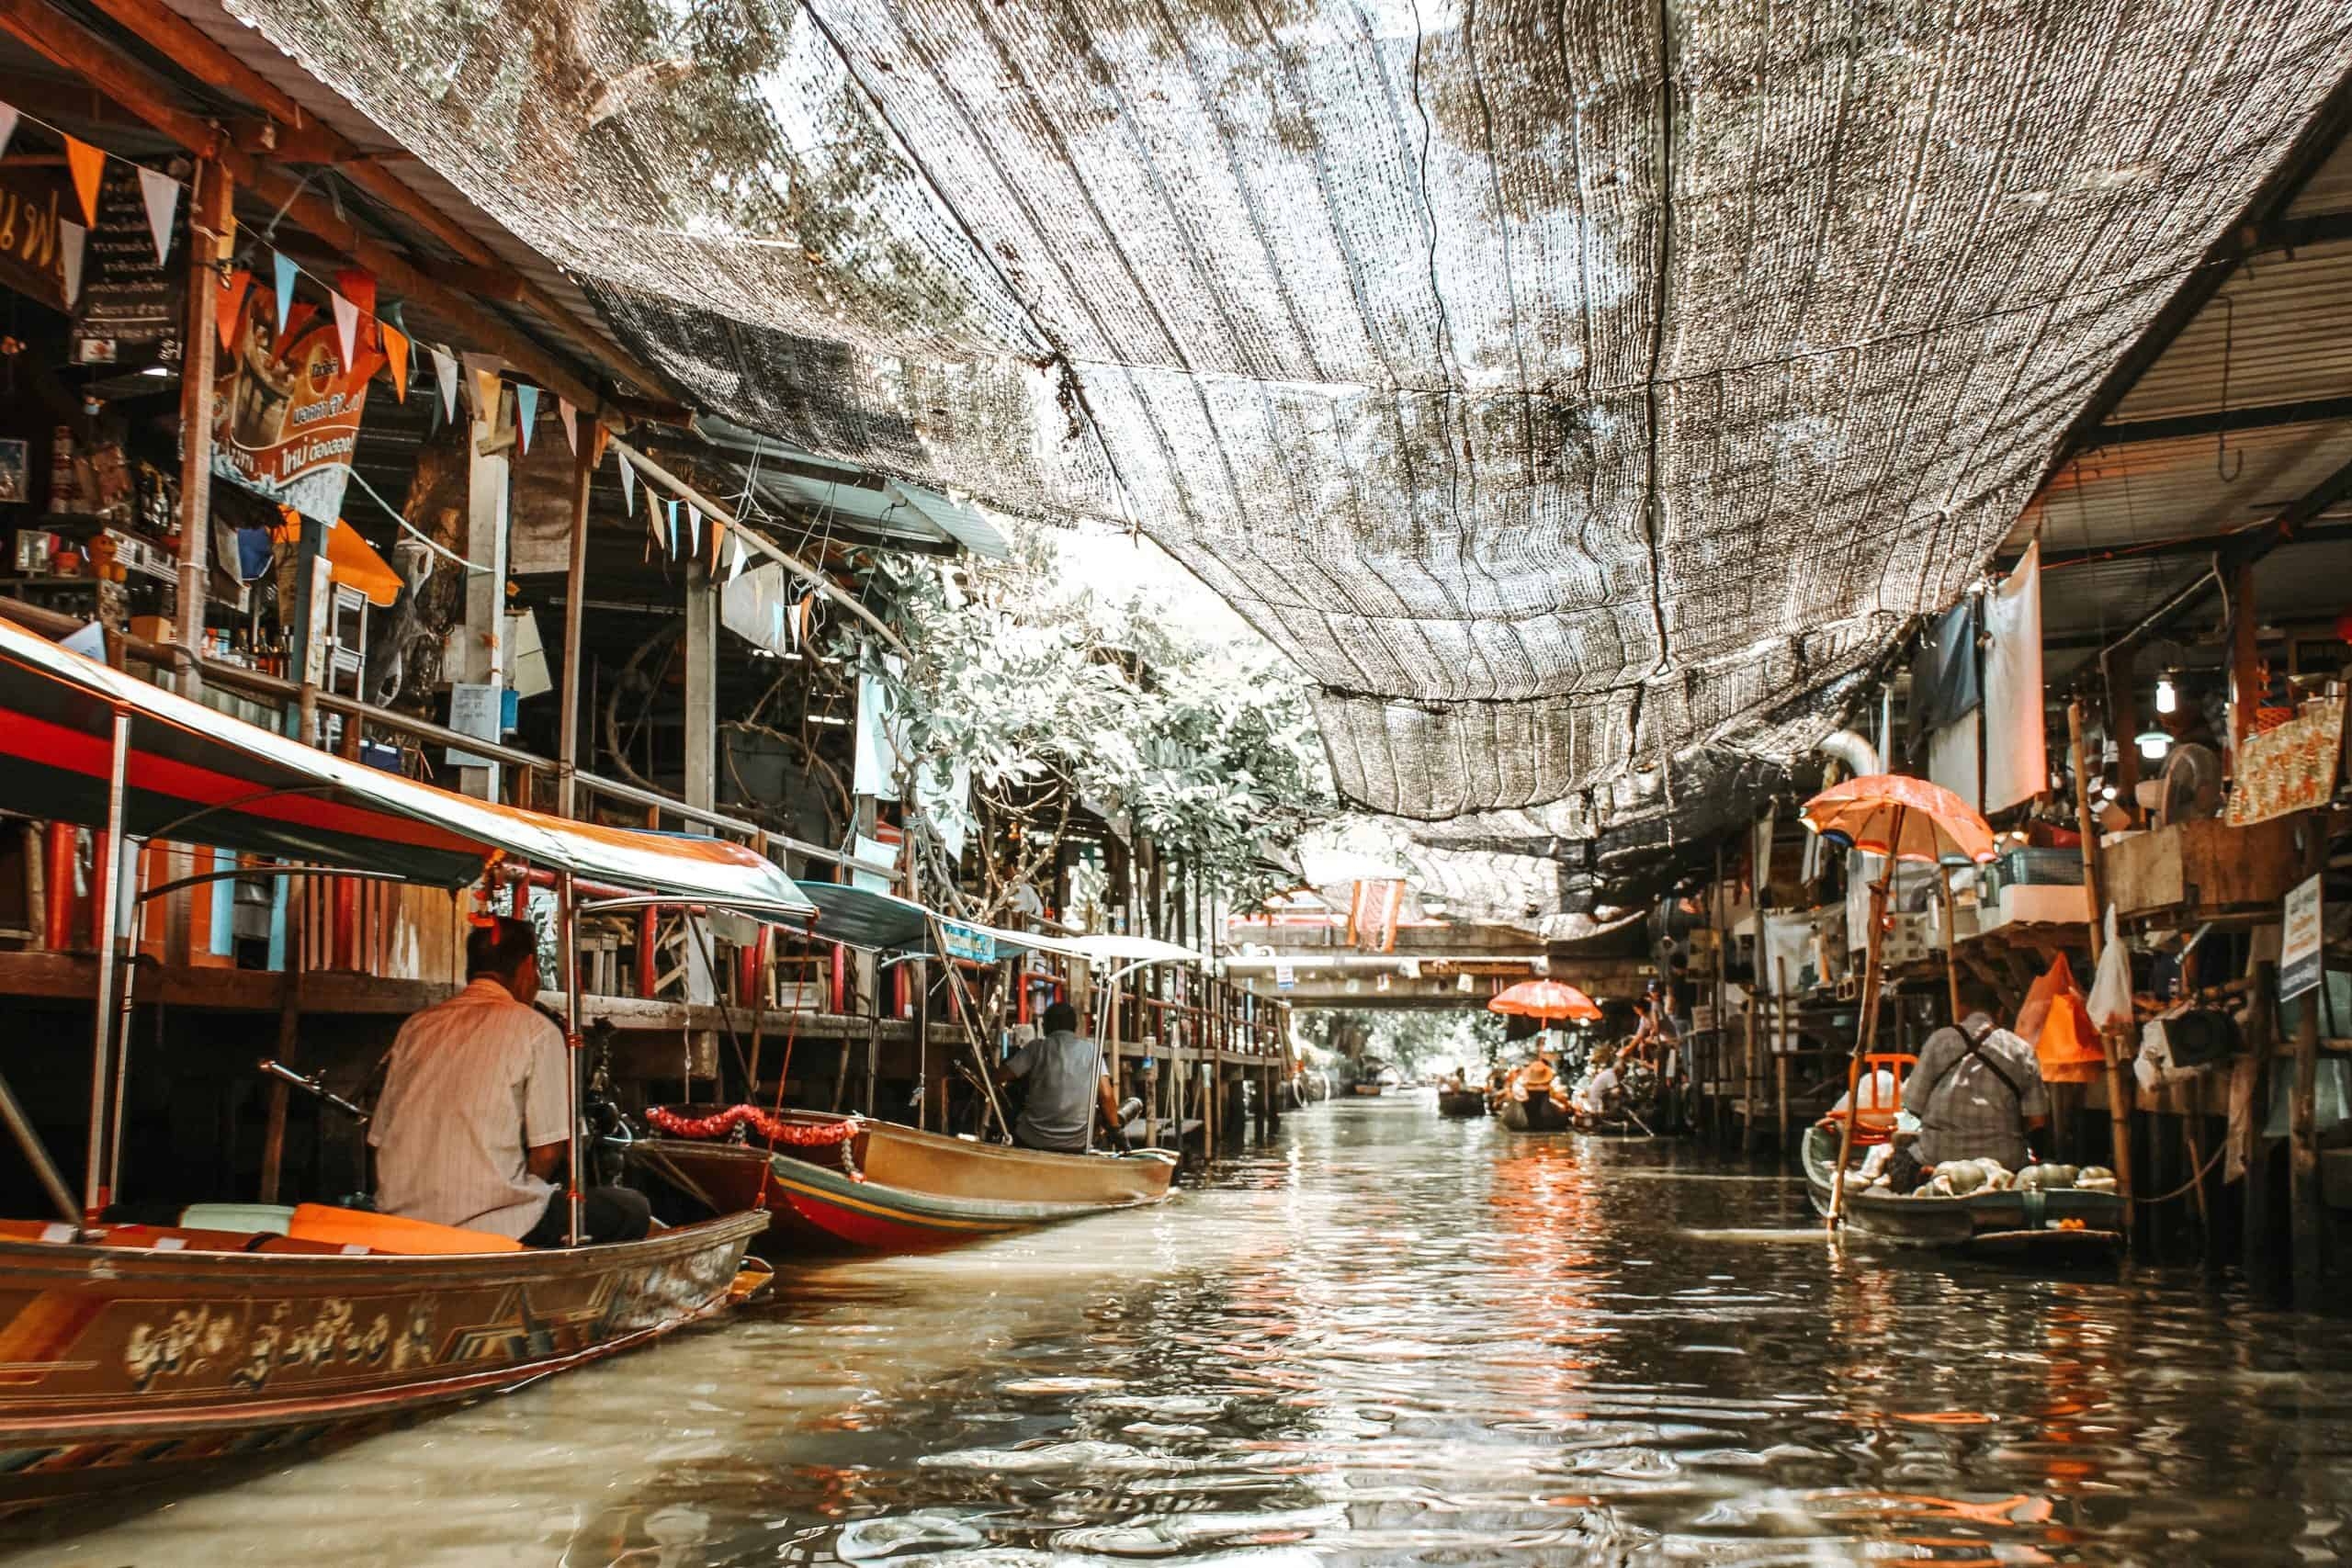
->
[1898,979,2050,1184]
[999,1001,1128,1154]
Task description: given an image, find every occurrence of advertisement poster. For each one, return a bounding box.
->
[212,278,382,525]
[70,161,183,366]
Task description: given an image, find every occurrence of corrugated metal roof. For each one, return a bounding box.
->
[2115,240,2352,420]
[2018,417,2352,550]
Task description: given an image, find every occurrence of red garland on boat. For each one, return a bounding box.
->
[644,1105,860,1146]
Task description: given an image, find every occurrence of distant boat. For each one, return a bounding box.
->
[1350,1081,1386,1097]
[1498,1093,1573,1132]
[1435,1089,1488,1117]
[636,1110,1176,1254]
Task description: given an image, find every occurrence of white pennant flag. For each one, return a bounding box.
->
[58,220,85,307]
[728,529,747,581]
[135,165,179,266]
[618,456,636,512]
[329,291,360,367]
[685,504,699,555]
[557,397,579,455]
[0,104,20,164]
[431,346,458,423]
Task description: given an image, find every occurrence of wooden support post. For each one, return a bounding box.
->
[1775,956,1792,1158]
[2230,560,2262,751]
[256,890,303,1203]
[2105,649,2142,827]
[174,157,227,694]
[2244,959,2279,1290]
[2068,700,2135,1214]
[458,394,508,801]
[556,440,593,820]
[2290,815,2327,1309]
[681,560,718,1083]
[1742,974,1759,1156]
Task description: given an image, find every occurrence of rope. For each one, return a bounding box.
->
[2130,1140,2223,1208]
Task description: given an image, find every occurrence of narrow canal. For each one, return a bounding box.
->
[11,1098,2352,1566]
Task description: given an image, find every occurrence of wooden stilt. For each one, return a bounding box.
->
[2066,700,2135,1216]
[2243,959,2279,1290]
[2290,815,2327,1309]
[1829,806,1903,1228]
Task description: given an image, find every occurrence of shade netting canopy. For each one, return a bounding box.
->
[211,0,2352,825]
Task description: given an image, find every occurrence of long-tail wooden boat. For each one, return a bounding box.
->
[1349,1081,1386,1097]
[0,620,806,1509]
[632,1107,1176,1253]
[1498,1092,1573,1132]
[1802,1125,2123,1260]
[1435,1089,1488,1118]
[0,1209,767,1510]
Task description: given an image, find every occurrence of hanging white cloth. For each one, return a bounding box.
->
[1982,541,2047,812]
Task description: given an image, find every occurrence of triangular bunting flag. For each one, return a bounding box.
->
[644,482,662,547]
[382,324,410,402]
[431,346,458,423]
[685,503,699,556]
[0,104,17,163]
[472,368,501,424]
[557,397,578,455]
[216,267,252,353]
[330,291,360,367]
[64,137,104,228]
[58,221,85,308]
[590,422,610,469]
[666,499,679,557]
[514,384,537,454]
[135,166,178,266]
[618,455,636,512]
[334,267,376,321]
[272,251,299,335]
[728,529,747,581]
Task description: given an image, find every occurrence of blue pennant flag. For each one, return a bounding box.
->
[514,384,538,453]
[666,498,679,557]
[272,250,299,334]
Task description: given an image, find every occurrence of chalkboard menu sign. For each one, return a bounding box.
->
[70,160,184,367]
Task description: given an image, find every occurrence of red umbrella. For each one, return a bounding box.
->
[1487,978,1602,1023]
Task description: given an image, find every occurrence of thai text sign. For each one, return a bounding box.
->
[2283,874,2324,1005]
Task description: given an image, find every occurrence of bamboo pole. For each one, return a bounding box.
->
[1829,805,1903,1228]
[1775,956,1792,1157]
[1939,865,1963,1024]
[83,711,130,1222]
[2290,815,2327,1308]
[556,442,593,820]
[2066,699,2136,1212]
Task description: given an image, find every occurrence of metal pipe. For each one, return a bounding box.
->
[1816,727,1880,778]
[106,846,147,1201]
[560,869,583,1247]
[83,708,130,1222]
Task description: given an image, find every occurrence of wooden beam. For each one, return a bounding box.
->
[557,440,592,819]
[174,157,227,692]
[0,0,607,415]
[75,0,673,399]
[2089,394,2352,448]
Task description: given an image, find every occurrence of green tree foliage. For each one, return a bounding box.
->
[859,533,1336,922]
[1297,1010,1506,1077]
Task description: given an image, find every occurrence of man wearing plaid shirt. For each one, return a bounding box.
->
[1892,979,2049,1191]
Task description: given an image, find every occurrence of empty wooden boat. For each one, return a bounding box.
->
[634,1107,1177,1253]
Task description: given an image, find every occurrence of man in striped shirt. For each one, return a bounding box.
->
[370,917,650,1246]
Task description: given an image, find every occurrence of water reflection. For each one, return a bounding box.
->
[6,1097,2352,1565]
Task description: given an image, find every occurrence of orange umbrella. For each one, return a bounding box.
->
[1799,773,1996,864]
[1487,978,1602,1023]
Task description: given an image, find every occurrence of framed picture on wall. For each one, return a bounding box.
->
[0,439,27,504]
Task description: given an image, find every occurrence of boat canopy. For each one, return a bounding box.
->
[794,883,1203,970]
[0,619,813,910]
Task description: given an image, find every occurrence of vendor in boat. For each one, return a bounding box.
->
[370,917,652,1246]
[996,1000,1132,1154]
[1514,1048,1569,1107]
[1574,1050,1621,1117]
[1890,979,2050,1194]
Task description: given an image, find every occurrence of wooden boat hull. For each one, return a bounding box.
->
[1349,1083,1385,1097]
[1498,1094,1573,1132]
[0,1210,768,1508]
[1435,1090,1488,1118]
[1802,1126,2122,1260]
[634,1115,1177,1255]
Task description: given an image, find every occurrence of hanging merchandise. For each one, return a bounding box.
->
[2086,905,2132,1031]
[2018,953,2103,1085]
[212,268,384,524]
[1981,542,2046,813]
[70,160,186,367]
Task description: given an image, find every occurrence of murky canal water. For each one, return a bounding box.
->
[11,1097,2352,1565]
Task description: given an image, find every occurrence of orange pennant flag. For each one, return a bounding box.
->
[381,324,410,402]
[64,136,105,227]
[216,267,253,354]
[472,367,501,423]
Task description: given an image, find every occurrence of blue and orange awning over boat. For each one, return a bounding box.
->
[0,618,814,910]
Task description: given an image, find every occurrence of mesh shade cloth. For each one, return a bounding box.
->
[219,0,2352,819]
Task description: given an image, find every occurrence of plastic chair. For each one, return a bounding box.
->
[1831,1052,1915,1147]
